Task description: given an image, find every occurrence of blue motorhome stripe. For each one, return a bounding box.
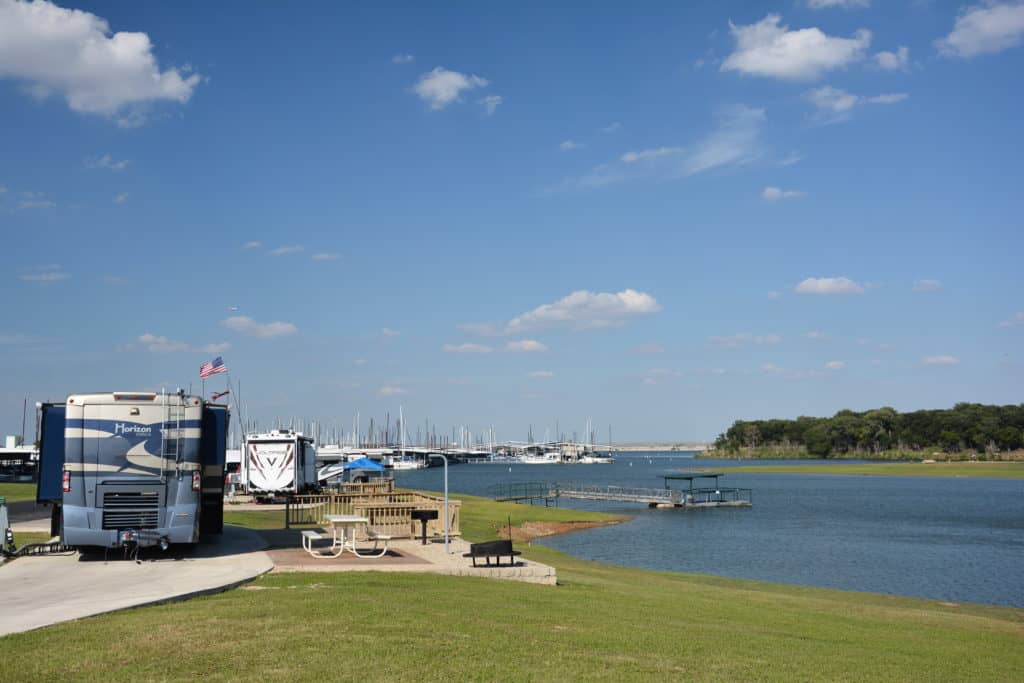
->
[65,419,203,431]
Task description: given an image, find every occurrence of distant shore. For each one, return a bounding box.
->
[709,446,1024,462]
[727,461,1024,479]
[612,443,709,452]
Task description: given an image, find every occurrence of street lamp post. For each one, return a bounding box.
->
[438,454,449,554]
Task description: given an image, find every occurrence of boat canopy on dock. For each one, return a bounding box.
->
[662,472,726,489]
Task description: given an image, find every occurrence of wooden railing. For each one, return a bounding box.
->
[285,490,460,538]
[328,479,395,495]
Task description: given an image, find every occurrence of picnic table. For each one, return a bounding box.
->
[300,514,391,559]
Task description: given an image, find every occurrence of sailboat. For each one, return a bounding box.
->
[391,406,427,470]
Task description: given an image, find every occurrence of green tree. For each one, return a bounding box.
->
[805,424,833,458]
[938,430,960,453]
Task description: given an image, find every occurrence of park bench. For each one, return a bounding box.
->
[462,539,521,567]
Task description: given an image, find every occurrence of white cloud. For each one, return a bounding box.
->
[805,331,829,340]
[866,93,908,105]
[621,146,685,163]
[479,94,502,115]
[381,327,400,337]
[912,279,942,292]
[114,192,129,204]
[378,386,407,396]
[552,106,763,192]
[0,333,30,344]
[875,46,910,71]
[807,86,908,121]
[721,14,871,81]
[221,316,297,338]
[391,53,415,64]
[19,270,69,282]
[0,0,200,122]
[936,3,1024,58]
[601,122,621,133]
[242,241,262,249]
[808,0,869,8]
[137,333,187,353]
[268,245,303,256]
[633,342,665,354]
[85,153,129,170]
[17,199,56,209]
[559,140,581,151]
[922,355,960,366]
[767,290,783,300]
[795,276,866,295]
[15,191,55,209]
[528,370,554,378]
[762,186,805,200]
[708,333,782,349]
[137,333,229,354]
[506,339,547,353]
[810,86,861,112]
[997,312,1024,328]
[413,67,488,110]
[503,289,660,335]
[443,343,493,354]
[572,164,626,189]
[681,104,764,176]
[353,358,367,366]
[779,151,804,166]
[311,252,339,261]
[825,360,846,370]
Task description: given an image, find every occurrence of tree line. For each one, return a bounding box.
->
[714,403,1024,458]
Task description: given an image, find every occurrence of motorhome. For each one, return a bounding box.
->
[36,391,228,550]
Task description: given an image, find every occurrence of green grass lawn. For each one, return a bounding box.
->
[221,508,287,529]
[728,461,1024,479]
[2,493,1022,680]
[8,531,53,547]
[0,482,36,503]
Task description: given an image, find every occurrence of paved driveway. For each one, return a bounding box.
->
[0,526,272,636]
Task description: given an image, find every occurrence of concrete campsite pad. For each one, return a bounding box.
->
[0,526,555,637]
[0,526,272,636]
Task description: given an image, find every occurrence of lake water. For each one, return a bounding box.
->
[394,453,1024,607]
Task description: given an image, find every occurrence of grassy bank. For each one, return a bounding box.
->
[0,482,35,503]
[712,447,1024,462]
[2,494,1022,680]
[729,461,1024,479]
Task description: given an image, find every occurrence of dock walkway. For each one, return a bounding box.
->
[491,476,752,509]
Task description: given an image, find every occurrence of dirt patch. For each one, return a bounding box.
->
[496,519,625,542]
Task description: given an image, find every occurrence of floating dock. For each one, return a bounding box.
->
[491,473,752,509]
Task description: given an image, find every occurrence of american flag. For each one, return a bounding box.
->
[199,356,227,378]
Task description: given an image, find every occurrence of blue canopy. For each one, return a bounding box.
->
[344,457,385,471]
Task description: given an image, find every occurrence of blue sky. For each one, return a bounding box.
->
[2,0,1022,441]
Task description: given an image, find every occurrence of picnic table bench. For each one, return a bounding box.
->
[301,522,392,559]
[462,539,521,567]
